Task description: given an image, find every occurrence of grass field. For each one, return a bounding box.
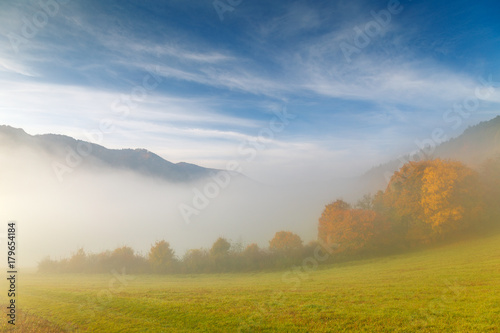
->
[1,233,499,332]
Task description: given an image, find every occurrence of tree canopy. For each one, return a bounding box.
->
[269,231,303,252]
[148,240,176,273]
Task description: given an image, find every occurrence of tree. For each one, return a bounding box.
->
[318,200,388,255]
[38,256,59,273]
[111,246,135,266]
[183,249,209,273]
[318,199,351,246]
[269,231,303,252]
[420,159,481,235]
[384,159,482,244]
[148,240,176,274]
[479,155,500,225]
[355,194,373,210]
[110,246,147,273]
[243,243,260,255]
[241,243,265,270]
[268,231,303,267]
[210,237,231,257]
[68,248,87,272]
[209,237,232,271]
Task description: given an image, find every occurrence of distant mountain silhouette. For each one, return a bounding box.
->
[434,115,500,163]
[0,125,222,183]
[2,116,499,187]
[362,115,500,191]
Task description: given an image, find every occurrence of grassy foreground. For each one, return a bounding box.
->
[1,234,499,332]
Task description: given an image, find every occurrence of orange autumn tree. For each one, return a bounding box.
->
[269,231,303,252]
[269,231,303,266]
[318,200,385,255]
[384,159,482,243]
[318,199,351,246]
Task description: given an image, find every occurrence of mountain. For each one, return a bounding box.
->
[362,115,500,192]
[3,116,499,189]
[0,125,221,183]
[433,116,500,164]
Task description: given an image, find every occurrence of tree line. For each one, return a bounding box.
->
[39,156,500,274]
[38,231,321,274]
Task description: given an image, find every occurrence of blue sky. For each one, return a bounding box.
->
[1,0,499,183]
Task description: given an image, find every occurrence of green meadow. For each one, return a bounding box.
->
[1,232,499,332]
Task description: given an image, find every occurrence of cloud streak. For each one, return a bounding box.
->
[0,0,498,182]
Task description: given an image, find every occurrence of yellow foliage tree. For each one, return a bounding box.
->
[384,159,481,243]
[420,159,480,234]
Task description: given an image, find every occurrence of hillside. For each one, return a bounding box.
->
[362,115,500,192]
[435,115,500,164]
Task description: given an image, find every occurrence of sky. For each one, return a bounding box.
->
[1,0,500,184]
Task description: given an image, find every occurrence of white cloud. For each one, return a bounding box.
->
[0,57,37,77]
[0,0,498,184]
[257,3,323,38]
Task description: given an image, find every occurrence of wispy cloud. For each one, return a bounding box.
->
[0,0,498,182]
[257,2,324,38]
[0,57,38,77]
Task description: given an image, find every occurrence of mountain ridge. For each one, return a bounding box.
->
[0,125,221,183]
[361,115,500,192]
[2,115,499,187]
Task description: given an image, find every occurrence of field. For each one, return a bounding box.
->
[1,233,499,332]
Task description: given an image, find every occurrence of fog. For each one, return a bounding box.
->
[0,140,374,268]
